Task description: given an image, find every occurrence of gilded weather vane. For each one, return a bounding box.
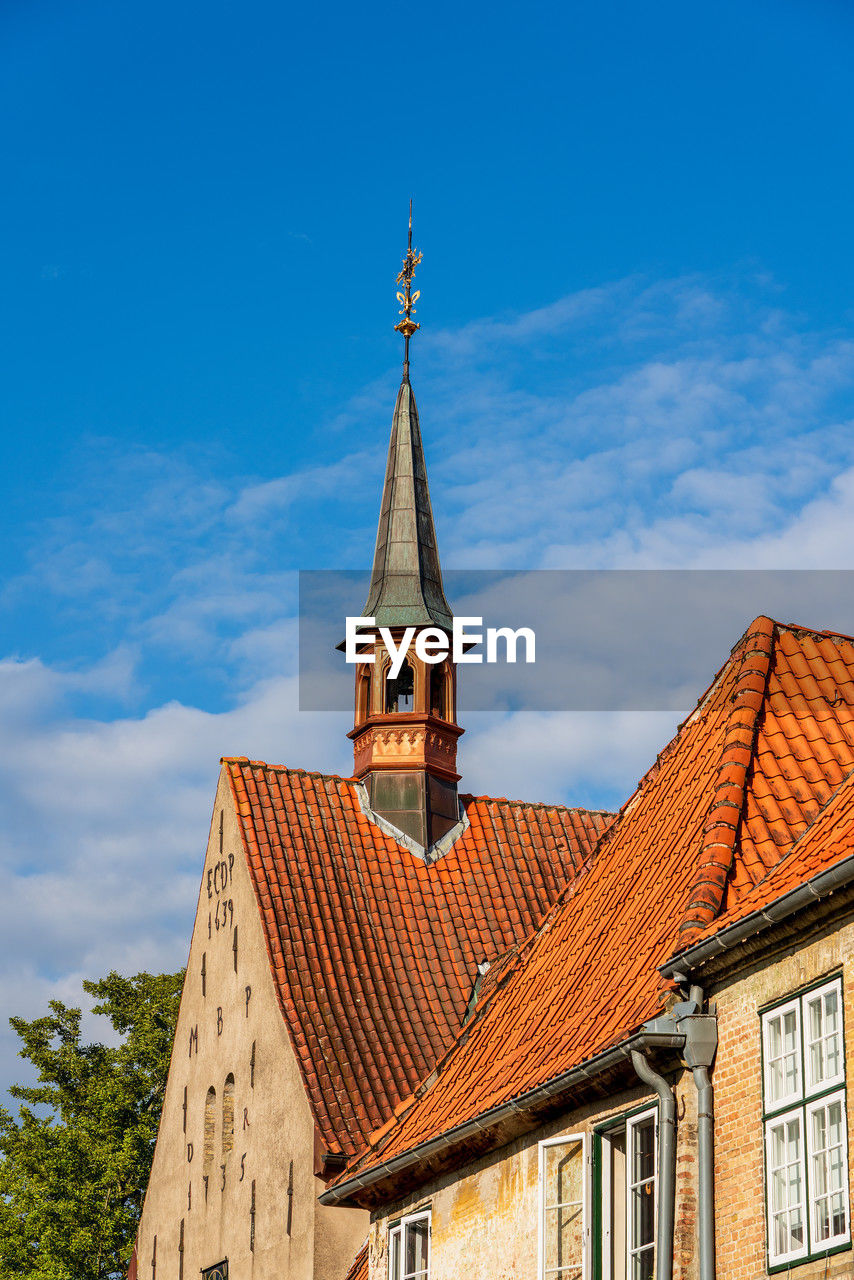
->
[395,200,422,377]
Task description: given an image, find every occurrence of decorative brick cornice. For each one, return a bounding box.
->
[351,715,461,780]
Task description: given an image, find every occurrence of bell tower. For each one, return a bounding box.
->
[349,207,463,851]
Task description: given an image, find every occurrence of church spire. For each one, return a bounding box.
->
[348,208,463,855]
[361,205,453,632]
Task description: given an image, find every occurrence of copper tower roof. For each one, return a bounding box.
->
[362,207,453,630]
[362,378,453,630]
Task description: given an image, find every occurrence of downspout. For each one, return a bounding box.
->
[678,986,718,1280]
[630,1049,676,1280]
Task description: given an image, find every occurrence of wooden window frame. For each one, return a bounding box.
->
[538,1132,588,1280]
[388,1208,431,1280]
[762,996,802,1111]
[591,1104,659,1280]
[761,976,850,1271]
[803,978,845,1097]
[626,1108,657,1280]
[805,1088,850,1254]
[765,1105,808,1267]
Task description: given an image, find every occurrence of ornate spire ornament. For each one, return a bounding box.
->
[394,199,422,381]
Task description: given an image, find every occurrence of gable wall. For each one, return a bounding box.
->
[135,767,367,1280]
[710,913,854,1280]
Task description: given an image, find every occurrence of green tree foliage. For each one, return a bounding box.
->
[0,970,184,1280]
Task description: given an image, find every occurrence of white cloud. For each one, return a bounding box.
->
[4,269,854,1097]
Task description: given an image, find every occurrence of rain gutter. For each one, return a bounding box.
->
[661,851,854,980]
[684,988,717,1280]
[319,1028,684,1207]
[630,1049,676,1280]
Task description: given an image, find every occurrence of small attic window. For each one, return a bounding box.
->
[385,660,414,713]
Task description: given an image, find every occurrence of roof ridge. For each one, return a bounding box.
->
[704,759,854,921]
[222,757,358,784]
[576,616,779,859]
[772,619,854,645]
[222,764,613,819]
[677,615,776,939]
[460,792,613,816]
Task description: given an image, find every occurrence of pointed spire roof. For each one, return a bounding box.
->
[362,204,453,631]
[362,377,453,630]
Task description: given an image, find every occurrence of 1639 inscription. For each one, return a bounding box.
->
[208,898,233,937]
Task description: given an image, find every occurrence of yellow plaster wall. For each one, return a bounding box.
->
[135,766,367,1280]
[365,1077,699,1280]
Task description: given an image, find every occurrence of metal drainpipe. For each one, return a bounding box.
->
[687,984,716,1280]
[630,1049,676,1280]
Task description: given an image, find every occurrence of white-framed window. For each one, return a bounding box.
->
[765,1106,807,1265]
[763,997,801,1109]
[388,1208,430,1280]
[626,1111,656,1280]
[596,1106,658,1280]
[539,1133,587,1280]
[806,1091,848,1251]
[761,977,850,1268]
[804,984,844,1095]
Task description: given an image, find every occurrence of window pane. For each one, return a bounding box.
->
[783,1012,799,1095]
[808,1095,848,1246]
[632,1183,656,1251]
[766,1113,806,1262]
[631,1119,655,1187]
[765,1006,802,1106]
[631,1245,655,1280]
[404,1219,429,1278]
[805,986,842,1091]
[544,1206,584,1278]
[389,1228,401,1280]
[542,1140,583,1278]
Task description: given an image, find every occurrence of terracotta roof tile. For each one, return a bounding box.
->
[685,764,854,944]
[331,618,854,1194]
[342,1241,368,1280]
[224,759,611,1156]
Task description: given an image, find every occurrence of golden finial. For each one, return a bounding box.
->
[394,201,422,377]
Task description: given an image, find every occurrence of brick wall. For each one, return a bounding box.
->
[711,915,854,1280]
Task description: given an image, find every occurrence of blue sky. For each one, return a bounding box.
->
[2,0,854,1087]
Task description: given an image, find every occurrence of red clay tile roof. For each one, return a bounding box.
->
[342,1241,368,1280]
[329,617,854,1197]
[722,623,854,911]
[684,763,854,946]
[224,758,611,1157]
